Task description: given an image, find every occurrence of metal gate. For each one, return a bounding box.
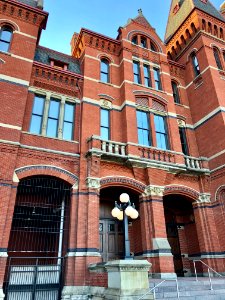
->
[5,257,63,300]
[4,176,71,300]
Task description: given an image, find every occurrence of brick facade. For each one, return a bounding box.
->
[0,0,225,298]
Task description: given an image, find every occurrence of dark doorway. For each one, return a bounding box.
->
[4,176,71,300]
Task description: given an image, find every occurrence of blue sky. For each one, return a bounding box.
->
[40,0,223,55]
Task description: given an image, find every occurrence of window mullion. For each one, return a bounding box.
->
[58,97,65,139]
[41,93,51,136]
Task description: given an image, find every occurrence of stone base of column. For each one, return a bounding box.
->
[152,272,177,279]
[0,289,5,300]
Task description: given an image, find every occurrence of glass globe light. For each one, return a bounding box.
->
[120,193,130,203]
[111,207,121,218]
[125,205,134,217]
[130,209,139,219]
[117,210,124,220]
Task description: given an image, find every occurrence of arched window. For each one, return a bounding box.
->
[100,58,110,83]
[132,35,138,45]
[191,52,200,77]
[202,19,206,31]
[220,28,224,40]
[191,23,197,34]
[213,47,223,70]
[176,41,181,51]
[181,35,186,46]
[186,29,191,40]
[171,81,180,104]
[208,22,212,34]
[167,51,172,60]
[223,52,225,63]
[140,36,147,48]
[0,26,13,52]
[150,41,157,52]
[214,25,218,37]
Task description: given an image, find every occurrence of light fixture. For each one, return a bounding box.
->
[119,193,130,203]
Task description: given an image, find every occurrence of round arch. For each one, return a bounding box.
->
[164,185,200,202]
[15,165,79,187]
[100,176,146,194]
[215,185,225,202]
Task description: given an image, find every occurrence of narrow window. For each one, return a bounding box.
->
[191,52,200,77]
[133,61,141,84]
[0,26,12,52]
[143,64,151,87]
[179,127,189,155]
[150,41,157,52]
[132,35,138,45]
[137,110,151,146]
[101,108,110,140]
[140,37,147,48]
[47,98,60,138]
[100,58,109,83]
[213,48,223,70]
[63,102,75,140]
[153,68,162,90]
[30,95,45,134]
[171,81,180,104]
[223,52,225,63]
[154,115,168,150]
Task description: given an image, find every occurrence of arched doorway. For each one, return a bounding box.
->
[163,194,200,277]
[99,187,141,262]
[4,176,71,300]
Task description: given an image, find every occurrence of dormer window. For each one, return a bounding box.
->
[50,60,68,71]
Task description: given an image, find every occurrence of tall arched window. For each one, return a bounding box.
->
[208,22,212,34]
[220,28,224,40]
[191,52,200,77]
[202,19,206,31]
[213,47,223,70]
[214,25,218,37]
[171,81,180,104]
[100,58,110,83]
[0,26,13,52]
[132,35,138,45]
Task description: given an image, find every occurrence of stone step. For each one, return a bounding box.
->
[153,288,225,299]
[156,296,225,300]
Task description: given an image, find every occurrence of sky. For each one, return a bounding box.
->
[40,0,223,55]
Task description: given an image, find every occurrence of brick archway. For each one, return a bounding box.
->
[100,176,146,194]
[216,185,225,202]
[15,165,78,187]
[164,185,200,201]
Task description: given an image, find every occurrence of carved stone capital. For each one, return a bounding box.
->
[195,193,211,204]
[144,185,165,197]
[86,177,101,189]
[72,181,79,190]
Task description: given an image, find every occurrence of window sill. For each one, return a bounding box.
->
[98,81,113,87]
[133,82,166,94]
[0,50,11,56]
[22,131,79,144]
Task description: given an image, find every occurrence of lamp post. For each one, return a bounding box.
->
[111,193,139,260]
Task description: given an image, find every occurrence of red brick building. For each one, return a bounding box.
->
[0,0,225,299]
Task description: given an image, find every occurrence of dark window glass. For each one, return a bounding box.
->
[223,52,225,63]
[153,68,162,90]
[132,35,138,45]
[171,81,180,104]
[133,61,141,84]
[140,37,147,48]
[143,64,151,87]
[47,99,60,138]
[0,26,12,52]
[100,59,109,83]
[101,108,110,140]
[150,41,157,52]
[137,110,151,146]
[30,95,45,134]
[154,115,168,150]
[63,102,75,140]
[191,53,200,77]
[179,127,189,155]
[213,48,223,70]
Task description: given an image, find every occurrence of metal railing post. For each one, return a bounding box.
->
[208,268,213,290]
[176,278,180,299]
[193,260,198,281]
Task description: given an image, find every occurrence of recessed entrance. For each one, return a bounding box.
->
[99,186,140,262]
[163,194,200,277]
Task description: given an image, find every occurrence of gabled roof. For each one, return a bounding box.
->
[132,9,152,29]
[165,0,225,43]
[34,46,81,75]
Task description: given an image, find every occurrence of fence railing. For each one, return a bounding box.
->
[193,259,224,290]
[139,147,176,164]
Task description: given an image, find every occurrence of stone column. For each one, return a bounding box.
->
[193,193,222,274]
[139,185,176,279]
[41,92,51,136]
[58,96,66,139]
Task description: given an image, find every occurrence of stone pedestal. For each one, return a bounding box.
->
[0,289,5,300]
[104,260,153,300]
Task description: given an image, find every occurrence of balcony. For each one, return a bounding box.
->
[87,136,209,173]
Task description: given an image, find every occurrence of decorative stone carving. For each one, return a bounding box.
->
[86,177,101,189]
[13,172,19,183]
[144,185,165,197]
[196,193,211,203]
[177,119,185,127]
[72,181,79,190]
[100,99,112,109]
